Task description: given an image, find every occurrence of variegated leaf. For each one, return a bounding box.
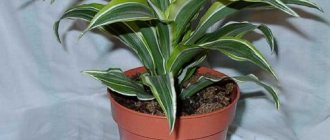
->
[185,1,243,44]
[166,46,205,76]
[180,76,229,99]
[233,74,280,109]
[83,68,154,100]
[232,0,299,16]
[86,0,156,31]
[178,55,207,85]
[137,22,166,74]
[166,0,206,44]
[199,37,278,79]
[198,22,275,53]
[102,22,157,74]
[141,73,177,132]
[149,0,170,11]
[147,0,169,21]
[54,3,105,43]
[283,0,323,12]
[155,22,173,60]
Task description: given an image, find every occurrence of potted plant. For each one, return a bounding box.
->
[53,0,322,139]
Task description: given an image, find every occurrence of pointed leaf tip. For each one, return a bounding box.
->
[233,74,280,109]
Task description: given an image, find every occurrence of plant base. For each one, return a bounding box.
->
[109,67,240,140]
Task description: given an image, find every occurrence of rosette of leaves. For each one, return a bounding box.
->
[54,0,322,132]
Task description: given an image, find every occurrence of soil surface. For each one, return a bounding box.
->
[111,73,235,116]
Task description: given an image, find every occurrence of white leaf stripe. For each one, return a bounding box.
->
[166,46,204,74]
[85,71,141,90]
[236,0,298,16]
[198,22,275,53]
[83,69,154,100]
[180,76,228,99]
[124,22,157,74]
[178,55,206,84]
[285,0,323,12]
[65,5,101,14]
[200,37,278,79]
[87,2,155,30]
[138,22,166,74]
[258,24,275,53]
[54,3,105,43]
[147,0,168,21]
[167,0,206,43]
[156,22,172,59]
[104,23,156,73]
[233,74,280,109]
[141,73,176,132]
[149,0,170,11]
[185,1,238,44]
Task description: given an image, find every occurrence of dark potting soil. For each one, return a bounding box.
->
[111,73,235,116]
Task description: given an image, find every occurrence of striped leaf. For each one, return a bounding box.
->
[137,22,166,74]
[149,0,170,11]
[185,1,244,44]
[166,0,207,44]
[102,21,174,76]
[178,55,207,85]
[166,45,205,76]
[147,0,169,21]
[141,73,177,132]
[199,37,278,79]
[86,0,156,31]
[168,37,277,80]
[180,76,229,99]
[233,74,280,109]
[102,22,157,75]
[155,22,173,60]
[233,0,299,16]
[283,0,323,12]
[83,68,154,100]
[54,3,105,43]
[198,22,275,53]
[185,0,315,45]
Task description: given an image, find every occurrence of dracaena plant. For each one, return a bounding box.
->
[54,0,322,132]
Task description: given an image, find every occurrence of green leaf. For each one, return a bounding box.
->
[141,73,177,132]
[180,76,229,99]
[185,1,244,44]
[233,0,299,17]
[233,74,280,109]
[86,0,156,31]
[102,22,157,75]
[166,0,206,44]
[147,0,169,21]
[166,46,205,76]
[54,3,105,43]
[178,55,207,84]
[83,68,154,100]
[149,0,170,11]
[199,37,278,79]
[257,24,275,53]
[155,22,173,60]
[283,0,323,12]
[137,22,167,74]
[198,22,275,53]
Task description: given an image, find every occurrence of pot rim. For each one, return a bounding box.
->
[109,66,240,120]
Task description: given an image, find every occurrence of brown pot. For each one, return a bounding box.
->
[109,67,240,140]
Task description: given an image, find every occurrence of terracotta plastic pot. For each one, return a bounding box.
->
[109,67,240,140]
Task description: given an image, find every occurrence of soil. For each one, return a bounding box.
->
[111,73,235,116]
